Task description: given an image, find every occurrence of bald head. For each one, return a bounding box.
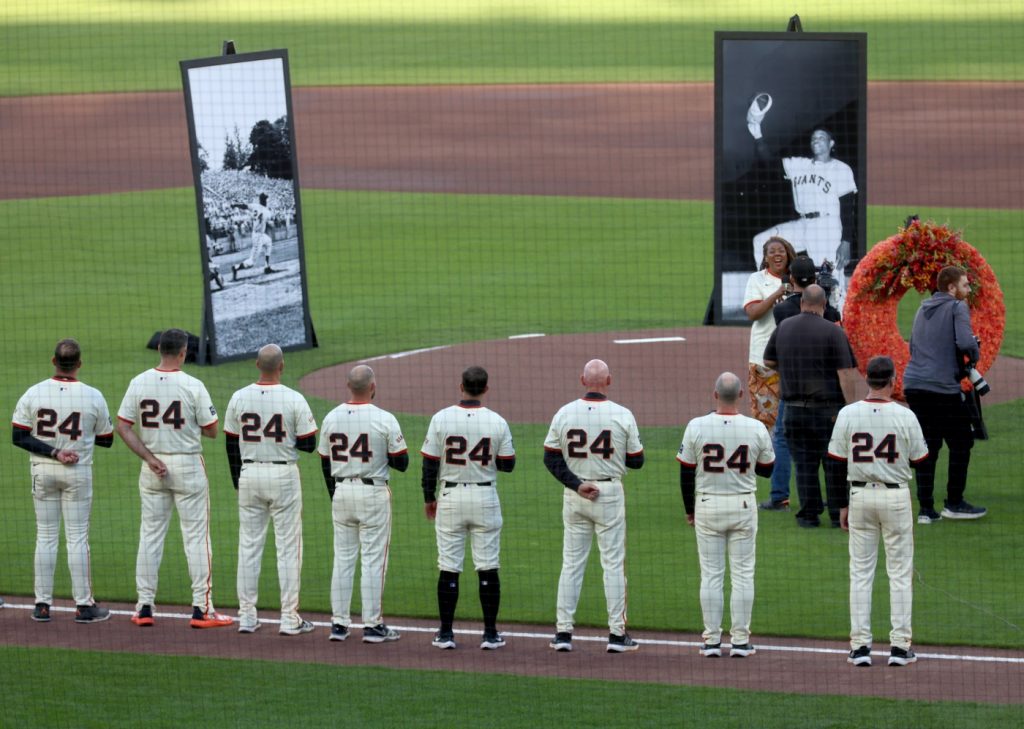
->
[256,344,284,375]
[347,365,375,395]
[801,284,827,312]
[714,372,742,404]
[581,359,611,391]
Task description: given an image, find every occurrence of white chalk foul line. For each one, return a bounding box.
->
[3,603,1021,664]
[508,333,546,339]
[613,336,686,344]
[363,344,451,362]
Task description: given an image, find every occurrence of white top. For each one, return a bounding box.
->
[13,377,113,466]
[224,382,317,464]
[318,401,407,481]
[828,399,929,485]
[117,368,217,454]
[743,268,784,366]
[677,412,774,495]
[782,156,857,217]
[544,395,644,481]
[421,402,515,484]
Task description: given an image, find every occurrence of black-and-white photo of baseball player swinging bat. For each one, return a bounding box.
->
[712,32,866,323]
[181,48,316,364]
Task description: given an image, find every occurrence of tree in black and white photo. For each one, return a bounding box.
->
[248,115,292,179]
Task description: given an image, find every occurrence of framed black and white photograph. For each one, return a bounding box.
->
[181,49,315,363]
[713,32,867,322]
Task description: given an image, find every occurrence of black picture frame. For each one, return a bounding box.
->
[712,31,867,323]
[180,48,316,363]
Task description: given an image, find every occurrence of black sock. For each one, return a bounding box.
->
[478,569,500,632]
[438,571,460,633]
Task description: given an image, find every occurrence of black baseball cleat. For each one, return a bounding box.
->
[363,624,400,643]
[888,646,917,666]
[550,632,573,652]
[730,643,756,657]
[264,266,279,274]
[700,642,722,658]
[329,624,349,642]
[607,633,639,653]
[31,602,51,622]
[758,499,789,511]
[480,630,505,650]
[432,630,457,650]
[74,604,111,624]
[917,508,942,524]
[848,645,872,667]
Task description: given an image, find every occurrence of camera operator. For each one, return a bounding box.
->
[903,265,987,523]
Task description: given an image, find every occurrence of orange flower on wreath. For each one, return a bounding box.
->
[842,220,1005,400]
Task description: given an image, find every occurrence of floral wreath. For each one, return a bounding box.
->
[842,220,1005,400]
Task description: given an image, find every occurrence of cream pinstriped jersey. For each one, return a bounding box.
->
[544,396,643,481]
[677,412,774,495]
[828,399,928,484]
[318,402,406,481]
[421,403,515,484]
[224,382,317,463]
[782,157,857,216]
[13,378,113,466]
[117,368,217,454]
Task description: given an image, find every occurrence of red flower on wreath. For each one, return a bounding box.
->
[843,220,1005,400]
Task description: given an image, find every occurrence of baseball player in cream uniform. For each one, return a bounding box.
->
[225,344,318,636]
[116,329,232,629]
[319,365,408,643]
[829,356,929,667]
[747,95,857,309]
[543,359,644,653]
[232,193,277,279]
[677,372,774,658]
[12,339,114,624]
[421,366,515,650]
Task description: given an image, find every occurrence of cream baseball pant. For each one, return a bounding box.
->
[556,480,628,635]
[31,461,95,606]
[695,493,758,646]
[848,483,914,651]
[135,454,218,613]
[243,233,273,267]
[237,462,304,630]
[331,478,392,628]
[435,482,502,573]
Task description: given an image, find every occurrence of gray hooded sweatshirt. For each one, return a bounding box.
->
[902,292,980,395]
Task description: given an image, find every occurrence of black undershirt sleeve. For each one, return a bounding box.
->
[12,427,57,459]
[543,450,582,492]
[625,452,645,470]
[388,452,410,472]
[295,434,317,453]
[755,461,775,479]
[95,433,114,449]
[495,455,515,473]
[422,457,440,502]
[320,456,335,498]
[680,463,697,515]
[224,433,242,490]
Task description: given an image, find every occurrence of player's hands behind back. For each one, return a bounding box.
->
[578,483,600,501]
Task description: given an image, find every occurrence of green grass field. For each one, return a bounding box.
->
[2,1,1023,722]
[2,1,1024,94]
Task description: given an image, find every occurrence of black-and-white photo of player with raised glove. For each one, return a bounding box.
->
[746,93,857,311]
